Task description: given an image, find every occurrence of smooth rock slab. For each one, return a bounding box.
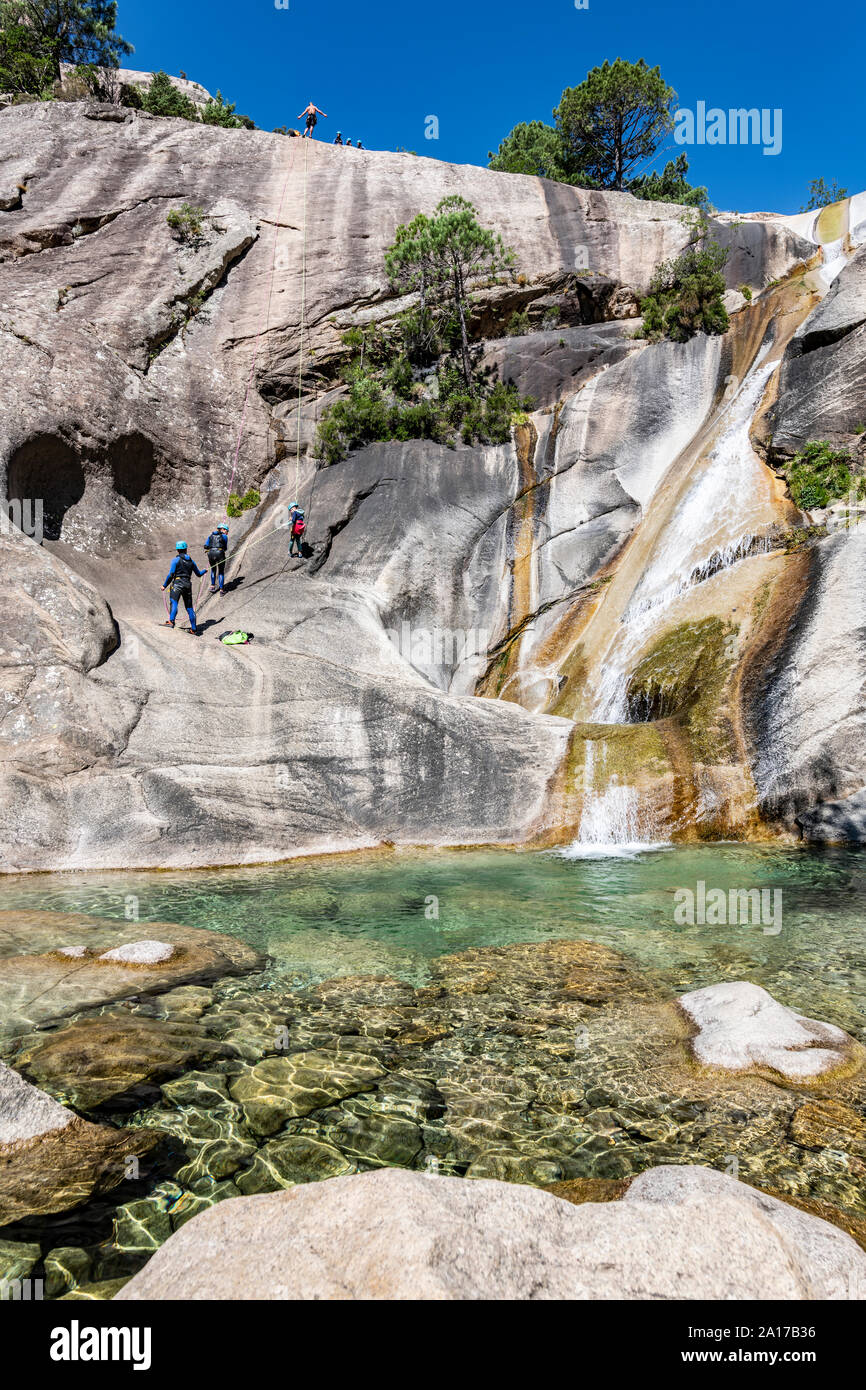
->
[678,981,860,1082]
[116,1165,866,1301]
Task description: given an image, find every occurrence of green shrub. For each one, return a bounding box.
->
[167,203,205,245]
[738,284,753,302]
[315,358,532,465]
[226,488,261,517]
[143,70,199,120]
[787,442,863,511]
[639,234,730,344]
[507,309,531,337]
[201,90,254,129]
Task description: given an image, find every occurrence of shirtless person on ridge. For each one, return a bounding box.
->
[299,101,328,138]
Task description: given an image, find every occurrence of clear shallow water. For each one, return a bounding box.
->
[2,844,865,1035]
[2,843,865,1294]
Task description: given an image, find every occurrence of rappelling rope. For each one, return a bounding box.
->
[294,135,309,502]
[227,138,299,508]
[195,136,308,615]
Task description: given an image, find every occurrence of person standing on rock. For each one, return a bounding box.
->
[299,102,327,138]
[203,524,229,594]
[162,542,204,635]
[334,132,343,145]
[288,503,306,560]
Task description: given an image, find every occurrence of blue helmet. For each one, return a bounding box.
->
[176,541,188,551]
[218,524,228,533]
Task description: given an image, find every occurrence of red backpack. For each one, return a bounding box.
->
[292,516,306,537]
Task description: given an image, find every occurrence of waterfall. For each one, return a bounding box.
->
[590,357,778,723]
[563,739,666,858]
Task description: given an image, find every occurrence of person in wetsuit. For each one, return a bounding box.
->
[162,542,204,634]
[203,524,229,593]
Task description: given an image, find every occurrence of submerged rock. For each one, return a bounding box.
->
[0,910,262,1039]
[115,1164,866,1300]
[788,1098,866,1155]
[59,1278,132,1301]
[0,1237,41,1283]
[233,1135,353,1195]
[44,1246,93,1299]
[13,1015,230,1109]
[678,981,861,1082]
[0,1060,160,1225]
[229,1050,387,1135]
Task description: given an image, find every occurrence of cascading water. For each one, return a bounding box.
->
[564,739,665,858]
[560,200,859,855]
[590,355,778,724]
[565,354,781,854]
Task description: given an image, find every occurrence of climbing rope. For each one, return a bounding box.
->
[227,137,300,508]
[194,136,311,620]
[294,135,309,502]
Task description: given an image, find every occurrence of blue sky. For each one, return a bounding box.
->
[116,0,862,214]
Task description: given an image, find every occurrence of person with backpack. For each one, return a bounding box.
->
[162,542,204,635]
[288,502,307,559]
[203,524,229,593]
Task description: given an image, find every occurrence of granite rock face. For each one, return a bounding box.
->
[745,529,866,839]
[115,1164,866,1300]
[768,244,866,457]
[1,100,861,864]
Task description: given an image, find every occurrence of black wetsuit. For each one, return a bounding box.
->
[164,553,204,628]
[204,532,228,591]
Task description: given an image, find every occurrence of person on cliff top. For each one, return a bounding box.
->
[162,542,204,635]
[333,132,343,145]
[203,524,229,594]
[299,102,327,138]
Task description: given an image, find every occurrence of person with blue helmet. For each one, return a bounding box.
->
[162,542,204,634]
[288,501,306,560]
[203,523,229,593]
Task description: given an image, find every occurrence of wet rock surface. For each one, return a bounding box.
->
[0,910,264,1040]
[0,1060,160,1226]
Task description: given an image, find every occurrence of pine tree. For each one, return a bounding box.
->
[7,1,132,82]
[555,58,675,191]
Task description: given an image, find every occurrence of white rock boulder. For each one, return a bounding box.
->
[98,941,176,966]
[678,981,859,1080]
[116,1164,866,1301]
